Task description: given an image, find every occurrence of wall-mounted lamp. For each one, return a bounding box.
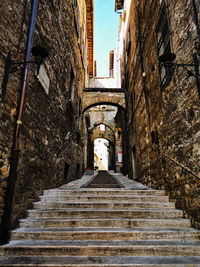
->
[159,52,200,98]
[1,45,48,95]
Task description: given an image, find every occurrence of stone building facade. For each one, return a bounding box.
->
[117,0,200,227]
[0,0,93,232]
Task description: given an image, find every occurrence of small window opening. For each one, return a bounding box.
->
[64,162,70,181]
[69,67,75,102]
[100,124,105,132]
[156,3,173,88]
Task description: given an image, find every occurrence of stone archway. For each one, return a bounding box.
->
[83,89,125,113]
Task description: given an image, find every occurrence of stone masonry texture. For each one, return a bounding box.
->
[0,0,86,228]
[124,0,200,228]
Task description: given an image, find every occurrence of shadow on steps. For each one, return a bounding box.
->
[84,171,121,188]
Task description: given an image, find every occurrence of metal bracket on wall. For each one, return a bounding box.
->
[1,46,48,96]
[159,52,200,99]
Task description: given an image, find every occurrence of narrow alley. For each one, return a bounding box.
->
[0,0,200,266]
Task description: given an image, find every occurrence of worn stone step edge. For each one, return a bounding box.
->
[43,189,166,196]
[11,227,200,233]
[36,201,173,205]
[11,228,200,241]
[5,240,200,247]
[26,209,184,219]
[19,218,191,228]
[43,188,165,192]
[0,256,200,266]
[27,208,182,212]
[39,195,170,201]
[3,245,200,257]
[47,188,158,191]
[33,202,175,209]
[27,208,183,214]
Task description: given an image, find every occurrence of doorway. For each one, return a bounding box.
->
[94,138,109,170]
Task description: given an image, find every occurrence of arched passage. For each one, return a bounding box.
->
[90,124,115,144]
[82,98,125,113]
[83,102,125,114]
[93,138,116,171]
[90,124,116,171]
[83,103,127,173]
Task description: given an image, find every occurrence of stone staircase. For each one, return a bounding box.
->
[0,175,200,266]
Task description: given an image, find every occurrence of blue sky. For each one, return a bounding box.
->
[94,0,119,77]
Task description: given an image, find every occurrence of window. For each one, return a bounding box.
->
[77,163,80,178]
[100,124,105,132]
[78,97,82,117]
[69,66,75,104]
[125,70,129,91]
[156,2,173,88]
[72,0,77,13]
[73,0,80,37]
[64,162,70,181]
[127,27,131,54]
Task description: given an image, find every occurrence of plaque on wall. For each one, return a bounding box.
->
[36,65,50,95]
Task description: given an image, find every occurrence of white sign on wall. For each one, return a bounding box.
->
[118,151,123,163]
[36,65,50,95]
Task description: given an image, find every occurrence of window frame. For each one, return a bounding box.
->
[69,66,75,105]
[156,2,173,89]
[73,0,80,37]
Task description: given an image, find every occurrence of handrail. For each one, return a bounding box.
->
[162,153,200,181]
[0,151,48,185]
[0,146,70,185]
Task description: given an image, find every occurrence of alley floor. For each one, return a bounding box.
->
[1,172,200,266]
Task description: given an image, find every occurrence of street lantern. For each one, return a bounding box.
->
[159,52,200,99]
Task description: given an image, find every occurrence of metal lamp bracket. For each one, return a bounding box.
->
[1,46,48,96]
[159,52,200,99]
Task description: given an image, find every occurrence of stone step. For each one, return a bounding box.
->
[43,189,166,196]
[19,217,191,229]
[3,240,200,257]
[87,184,120,188]
[11,227,200,241]
[33,201,175,210]
[1,255,200,266]
[2,181,200,267]
[39,195,170,202]
[27,208,183,219]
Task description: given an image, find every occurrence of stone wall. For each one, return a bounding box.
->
[123,0,200,227]
[83,91,125,112]
[0,0,88,228]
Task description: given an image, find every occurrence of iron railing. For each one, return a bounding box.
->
[162,153,200,181]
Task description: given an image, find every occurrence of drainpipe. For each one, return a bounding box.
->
[0,0,39,244]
